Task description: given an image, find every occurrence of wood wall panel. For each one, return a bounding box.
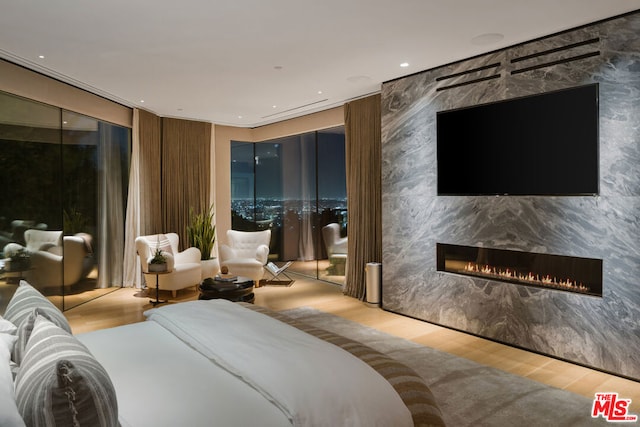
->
[0,59,132,128]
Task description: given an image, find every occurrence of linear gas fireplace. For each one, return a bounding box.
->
[437,243,603,297]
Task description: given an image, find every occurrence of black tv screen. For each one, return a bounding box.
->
[437,84,599,196]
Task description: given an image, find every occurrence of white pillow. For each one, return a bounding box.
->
[0,316,17,335]
[146,234,174,258]
[0,334,18,353]
[0,333,25,427]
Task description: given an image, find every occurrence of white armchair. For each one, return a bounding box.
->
[135,233,201,297]
[23,230,92,289]
[24,229,62,252]
[322,223,348,275]
[218,230,271,284]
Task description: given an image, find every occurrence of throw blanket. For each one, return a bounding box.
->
[145,300,413,427]
[244,303,446,427]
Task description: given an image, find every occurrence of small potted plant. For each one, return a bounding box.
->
[148,244,168,272]
[4,244,31,271]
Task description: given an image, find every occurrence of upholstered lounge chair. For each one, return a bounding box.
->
[322,223,348,275]
[218,230,271,284]
[135,233,201,297]
[23,229,92,289]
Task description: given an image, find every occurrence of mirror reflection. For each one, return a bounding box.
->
[0,91,130,312]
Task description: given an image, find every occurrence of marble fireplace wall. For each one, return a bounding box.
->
[381,11,640,380]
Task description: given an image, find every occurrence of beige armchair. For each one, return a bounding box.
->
[322,223,348,275]
[24,229,62,252]
[218,230,271,284]
[23,230,92,289]
[135,233,201,297]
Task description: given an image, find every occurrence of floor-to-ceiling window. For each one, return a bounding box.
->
[0,91,130,312]
[231,126,347,285]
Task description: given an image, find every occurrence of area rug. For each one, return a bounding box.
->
[281,306,610,427]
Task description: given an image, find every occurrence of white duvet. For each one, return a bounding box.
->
[144,300,413,427]
[78,320,290,427]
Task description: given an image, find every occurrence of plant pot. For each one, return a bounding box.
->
[201,257,220,280]
[148,263,167,273]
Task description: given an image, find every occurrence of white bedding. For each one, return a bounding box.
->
[80,300,413,427]
[77,320,290,427]
[145,300,412,427]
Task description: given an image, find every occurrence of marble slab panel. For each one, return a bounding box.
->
[381,12,640,380]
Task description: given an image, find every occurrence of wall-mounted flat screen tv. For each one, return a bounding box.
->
[437,83,599,196]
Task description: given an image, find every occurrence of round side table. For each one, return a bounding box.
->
[148,270,172,306]
[198,276,254,303]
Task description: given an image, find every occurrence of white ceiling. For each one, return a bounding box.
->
[1,1,639,128]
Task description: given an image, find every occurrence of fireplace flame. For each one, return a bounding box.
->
[463,262,589,293]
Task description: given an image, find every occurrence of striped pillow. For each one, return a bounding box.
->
[3,281,71,365]
[145,234,174,258]
[13,307,70,366]
[3,281,70,333]
[15,316,119,427]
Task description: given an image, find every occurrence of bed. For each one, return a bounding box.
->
[1,281,445,427]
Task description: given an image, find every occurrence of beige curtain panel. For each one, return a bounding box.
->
[124,112,211,287]
[138,109,163,236]
[161,118,211,250]
[343,94,382,300]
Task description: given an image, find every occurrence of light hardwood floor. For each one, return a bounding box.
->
[64,273,640,414]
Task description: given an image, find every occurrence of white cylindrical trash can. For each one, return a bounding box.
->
[365,262,381,305]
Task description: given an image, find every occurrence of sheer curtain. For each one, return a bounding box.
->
[97,122,125,288]
[123,109,141,287]
[298,135,316,261]
[343,95,382,299]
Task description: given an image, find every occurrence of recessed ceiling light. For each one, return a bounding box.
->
[317,90,323,95]
[400,62,409,68]
[471,33,504,45]
[38,55,45,59]
[238,115,243,119]
[272,105,277,108]
[140,100,145,103]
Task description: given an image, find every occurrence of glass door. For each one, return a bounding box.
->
[230,126,346,286]
[0,92,64,311]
